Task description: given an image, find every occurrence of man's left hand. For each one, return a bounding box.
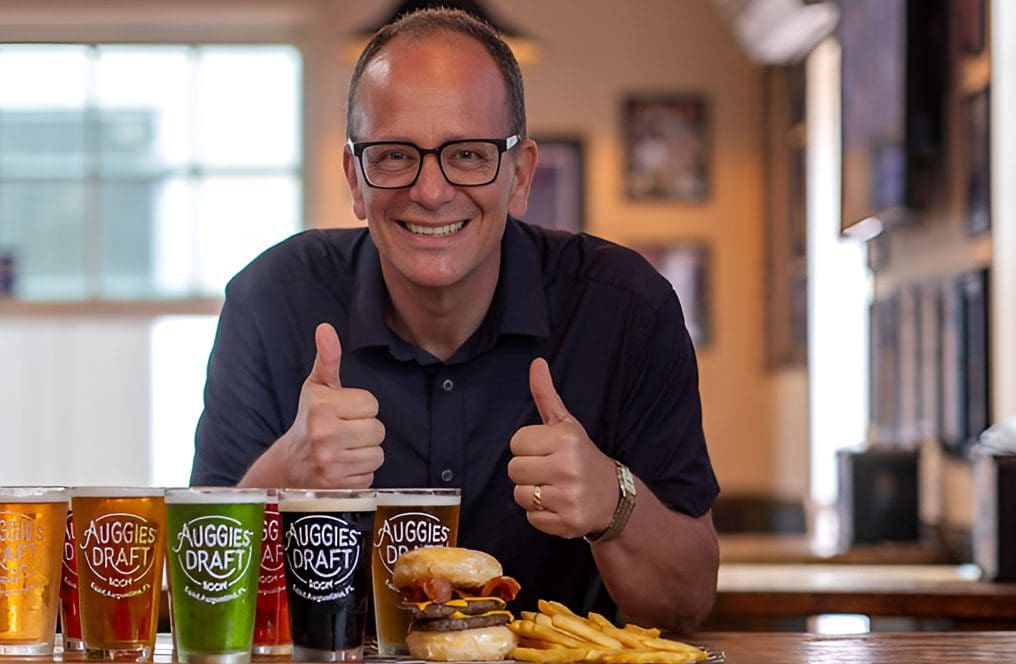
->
[508,358,619,539]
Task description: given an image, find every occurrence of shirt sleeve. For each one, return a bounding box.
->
[191,283,286,486]
[616,287,720,517]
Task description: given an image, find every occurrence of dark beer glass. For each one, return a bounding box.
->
[279,490,376,662]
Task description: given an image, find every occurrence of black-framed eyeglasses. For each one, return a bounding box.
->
[347,135,520,189]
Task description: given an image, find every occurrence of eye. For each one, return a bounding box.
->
[377,149,412,162]
[365,145,419,171]
[452,148,481,161]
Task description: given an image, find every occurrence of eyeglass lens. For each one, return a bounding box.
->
[360,141,503,187]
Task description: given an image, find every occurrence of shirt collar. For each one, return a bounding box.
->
[344,218,550,357]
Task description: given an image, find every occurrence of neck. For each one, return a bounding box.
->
[381,258,500,363]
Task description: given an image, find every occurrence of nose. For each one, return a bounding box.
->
[409,153,457,209]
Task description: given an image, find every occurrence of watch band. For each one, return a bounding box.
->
[584,460,636,543]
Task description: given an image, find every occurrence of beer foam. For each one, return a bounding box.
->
[0,487,67,503]
[165,488,267,504]
[279,497,377,513]
[70,486,164,498]
[376,491,460,507]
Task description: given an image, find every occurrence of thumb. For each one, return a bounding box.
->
[529,357,571,424]
[307,323,342,388]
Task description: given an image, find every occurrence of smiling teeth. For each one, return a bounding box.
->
[406,221,464,236]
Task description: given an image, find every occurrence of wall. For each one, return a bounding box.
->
[0,0,802,497]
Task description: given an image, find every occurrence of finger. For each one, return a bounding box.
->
[509,424,554,458]
[507,453,551,486]
[513,483,550,513]
[308,322,342,388]
[529,357,570,424]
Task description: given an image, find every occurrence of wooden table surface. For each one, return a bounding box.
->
[696,631,1016,663]
[714,563,1016,622]
[23,632,1016,663]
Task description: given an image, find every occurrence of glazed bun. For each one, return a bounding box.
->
[405,625,518,661]
[393,546,502,590]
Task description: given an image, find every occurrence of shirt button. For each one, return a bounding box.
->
[441,469,453,482]
[442,379,454,392]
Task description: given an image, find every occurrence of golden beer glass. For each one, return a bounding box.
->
[0,487,67,657]
[371,489,460,656]
[71,488,166,661]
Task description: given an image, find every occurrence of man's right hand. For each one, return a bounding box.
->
[243,322,384,488]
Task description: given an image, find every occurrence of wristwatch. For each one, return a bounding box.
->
[583,460,636,543]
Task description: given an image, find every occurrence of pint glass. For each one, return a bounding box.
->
[0,487,67,657]
[59,510,83,652]
[72,487,166,661]
[371,489,460,656]
[165,488,266,664]
[253,492,290,656]
[279,489,376,662]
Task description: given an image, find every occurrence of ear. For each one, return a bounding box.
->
[343,144,368,221]
[506,138,538,219]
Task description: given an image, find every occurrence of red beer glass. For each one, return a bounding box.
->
[59,510,83,652]
[253,492,290,655]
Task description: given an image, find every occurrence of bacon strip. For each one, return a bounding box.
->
[480,575,521,601]
[421,576,454,604]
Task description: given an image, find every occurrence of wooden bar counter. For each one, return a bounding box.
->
[27,632,1016,663]
[712,563,1016,628]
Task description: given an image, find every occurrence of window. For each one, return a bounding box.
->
[0,44,302,300]
[0,42,303,487]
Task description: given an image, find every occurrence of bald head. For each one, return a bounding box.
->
[346,8,527,141]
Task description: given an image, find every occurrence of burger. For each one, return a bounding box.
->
[392,547,521,661]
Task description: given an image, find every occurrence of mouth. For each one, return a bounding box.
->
[401,220,467,237]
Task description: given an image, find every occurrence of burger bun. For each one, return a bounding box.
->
[405,625,518,661]
[393,547,503,590]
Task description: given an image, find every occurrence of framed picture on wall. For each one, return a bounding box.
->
[965,87,991,235]
[897,286,922,445]
[961,269,990,451]
[869,293,901,445]
[955,0,985,55]
[622,94,710,202]
[524,138,584,233]
[939,278,967,456]
[631,242,710,347]
[918,282,942,441]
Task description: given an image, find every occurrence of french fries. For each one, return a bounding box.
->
[508,601,708,663]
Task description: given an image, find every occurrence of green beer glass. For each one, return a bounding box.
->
[165,488,266,664]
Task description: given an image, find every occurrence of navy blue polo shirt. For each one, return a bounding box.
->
[192,218,718,615]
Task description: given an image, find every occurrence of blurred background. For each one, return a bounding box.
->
[0,0,1012,572]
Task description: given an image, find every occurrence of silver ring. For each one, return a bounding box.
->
[532,484,545,511]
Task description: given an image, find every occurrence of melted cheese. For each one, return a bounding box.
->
[407,596,507,612]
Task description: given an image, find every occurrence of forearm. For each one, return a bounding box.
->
[590,478,718,633]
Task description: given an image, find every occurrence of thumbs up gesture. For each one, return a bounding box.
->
[507,358,619,539]
[277,323,385,488]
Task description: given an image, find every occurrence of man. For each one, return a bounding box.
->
[192,8,719,632]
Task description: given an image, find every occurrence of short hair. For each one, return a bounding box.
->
[346,7,527,140]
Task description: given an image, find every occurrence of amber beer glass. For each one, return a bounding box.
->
[0,487,67,657]
[71,488,166,661]
[371,489,460,656]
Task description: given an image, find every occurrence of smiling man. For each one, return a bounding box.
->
[192,8,719,633]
